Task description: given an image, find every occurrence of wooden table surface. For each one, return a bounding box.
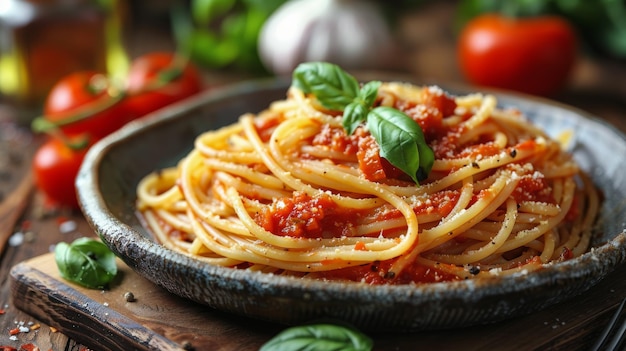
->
[1,2,626,350]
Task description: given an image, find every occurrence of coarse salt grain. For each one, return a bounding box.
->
[8,232,24,247]
[58,220,77,233]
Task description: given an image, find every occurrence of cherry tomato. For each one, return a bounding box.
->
[43,71,128,139]
[457,14,577,96]
[124,52,203,118]
[33,138,91,209]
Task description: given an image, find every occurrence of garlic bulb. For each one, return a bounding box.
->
[258,0,398,75]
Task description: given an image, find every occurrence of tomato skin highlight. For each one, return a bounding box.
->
[458,14,577,96]
[43,71,127,139]
[32,138,91,209]
[124,52,204,118]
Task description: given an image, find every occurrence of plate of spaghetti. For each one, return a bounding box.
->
[77,62,626,331]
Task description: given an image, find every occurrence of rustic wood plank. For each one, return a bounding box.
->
[9,251,626,350]
[10,253,283,351]
[0,170,34,254]
[10,258,183,351]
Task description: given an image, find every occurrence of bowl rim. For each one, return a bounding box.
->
[76,76,626,328]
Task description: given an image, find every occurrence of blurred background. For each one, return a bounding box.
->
[1,0,625,111]
[1,0,626,207]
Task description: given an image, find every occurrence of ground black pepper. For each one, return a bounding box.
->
[468,266,480,275]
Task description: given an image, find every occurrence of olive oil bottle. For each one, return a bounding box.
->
[0,0,128,121]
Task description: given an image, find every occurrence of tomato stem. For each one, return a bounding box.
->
[139,54,190,92]
[46,126,90,150]
[31,54,193,137]
[31,88,126,132]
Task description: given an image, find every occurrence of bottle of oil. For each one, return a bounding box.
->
[0,0,128,122]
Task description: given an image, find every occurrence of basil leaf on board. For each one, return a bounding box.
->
[55,237,118,289]
[367,106,423,184]
[292,62,360,110]
[260,323,373,351]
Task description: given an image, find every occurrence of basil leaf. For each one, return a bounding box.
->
[292,62,360,111]
[416,141,435,182]
[55,237,117,289]
[290,62,434,183]
[357,80,381,107]
[260,323,373,351]
[367,107,423,184]
[343,101,369,135]
[342,81,381,135]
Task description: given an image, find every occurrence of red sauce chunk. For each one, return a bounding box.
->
[256,192,360,238]
[356,136,385,181]
[457,141,502,159]
[254,113,283,142]
[397,86,457,140]
[316,258,461,284]
[312,124,359,155]
[512,172,554,204]
[356,135,405,181]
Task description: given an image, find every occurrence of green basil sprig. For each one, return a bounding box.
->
[55,237,118,289]
[293,62,434,183]
[260,323,373,351]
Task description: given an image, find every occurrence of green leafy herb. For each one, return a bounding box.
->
[293,62,361,111]
[260,323,373,351]
[173,0,288,72]
[343,101,370,135]
[368,106,425,184]
[343,80,382,134]
[55,237,118,289]
[292,61,434,183]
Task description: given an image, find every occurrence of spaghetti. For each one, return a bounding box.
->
[136,81,599,284]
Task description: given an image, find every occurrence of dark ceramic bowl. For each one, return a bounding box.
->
[76,76,626,332]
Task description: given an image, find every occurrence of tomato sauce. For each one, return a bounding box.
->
[356,136,386,181]
[247,86,571,284]
[355,135,407,181]
[255,113,283,142]
[312,124,359,155]
[457,141,502,159]
[315,258,461,284]
[512,173,554,204]
[396,86,457,141]
[255,192,363,238]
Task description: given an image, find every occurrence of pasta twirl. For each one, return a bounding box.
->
[136,82,599,284]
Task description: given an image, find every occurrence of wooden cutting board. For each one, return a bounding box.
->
[9,252,626,351]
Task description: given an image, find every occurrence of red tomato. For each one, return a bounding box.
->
[124,52,203,118]
[457,14,577,96]
[44,71,128,139]
[33,138,91,209]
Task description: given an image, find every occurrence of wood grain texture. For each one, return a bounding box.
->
[0,170,34,254]
[9,251,626,351]
[10,253,283,351]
